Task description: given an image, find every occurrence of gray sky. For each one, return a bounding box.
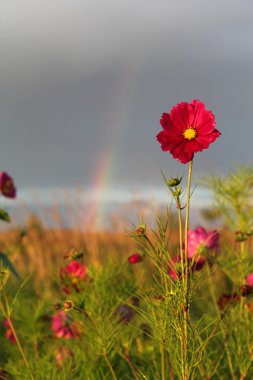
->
[0,0,253,194]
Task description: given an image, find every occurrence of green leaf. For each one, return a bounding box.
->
[0,208,11,223]
[0,252,20,279]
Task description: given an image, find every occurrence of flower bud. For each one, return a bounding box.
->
[128,253,143,264]
[166,177,182,188]
[63,300,73,310]
[0,172,16,199]
[135,225,146,236]
[171,187,182,197]
[235,230,248,242]
[54,303,61,310]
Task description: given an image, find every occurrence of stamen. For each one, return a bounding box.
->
[183,128,197,140]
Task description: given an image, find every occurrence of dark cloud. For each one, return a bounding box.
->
[0,0,252,190]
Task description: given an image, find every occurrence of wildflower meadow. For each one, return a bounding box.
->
[1,100,253,380]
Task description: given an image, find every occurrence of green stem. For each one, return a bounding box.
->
[121,353,139,380]
[177,200,185,286]
[0,288,35,380]
[104,353,118,380]
[160,339,166,380]
[182,159,193,380]
[184,160,193,302]
[177,198,186,380]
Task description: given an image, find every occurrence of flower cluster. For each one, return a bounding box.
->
[51,310,78,339]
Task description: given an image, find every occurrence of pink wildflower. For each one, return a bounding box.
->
[3,319,16,344]
[188,227,219,258]
[246,273,253,287]
[0,172,16,199]
[60,260,88,293]
[51,310,78,339]
[64,261,87,278]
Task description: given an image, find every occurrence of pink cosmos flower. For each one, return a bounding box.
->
[128,253,143,264]
[187,227,219,258]
[157,100,221,164]
[64,261,87,278]
[3,319,16,344]
[60,260,88,293]
[0,172,16,199]
[51,311,78,339]
[246,273,253,287]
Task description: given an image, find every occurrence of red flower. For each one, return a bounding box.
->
[128,253,143,264]
[0,172,16,198]
[157,100,221,164]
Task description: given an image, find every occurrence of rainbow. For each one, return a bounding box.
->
[83,61,142,230]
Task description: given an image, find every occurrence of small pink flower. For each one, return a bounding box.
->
[60,260,88,293]
[187,227,219,258]
[51,311,78,340]
[128,253,143,264]
[65,261,87,278]
[246,273,253,287]
[3,319,16,344]
[0,172,16,199]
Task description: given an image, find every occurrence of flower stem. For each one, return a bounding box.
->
[0,287,35,380]
[184,160,193,300]
[103,353,118,380]
[183,159,193,379]
[160,339,166,380]
[177,200,184,287]
[119,352,139,380]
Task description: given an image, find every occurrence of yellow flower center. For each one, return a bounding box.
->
[183,127,197,140]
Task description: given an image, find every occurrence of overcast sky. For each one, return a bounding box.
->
[0,0,253,196]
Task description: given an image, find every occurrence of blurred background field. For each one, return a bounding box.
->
[0,198,240,294]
